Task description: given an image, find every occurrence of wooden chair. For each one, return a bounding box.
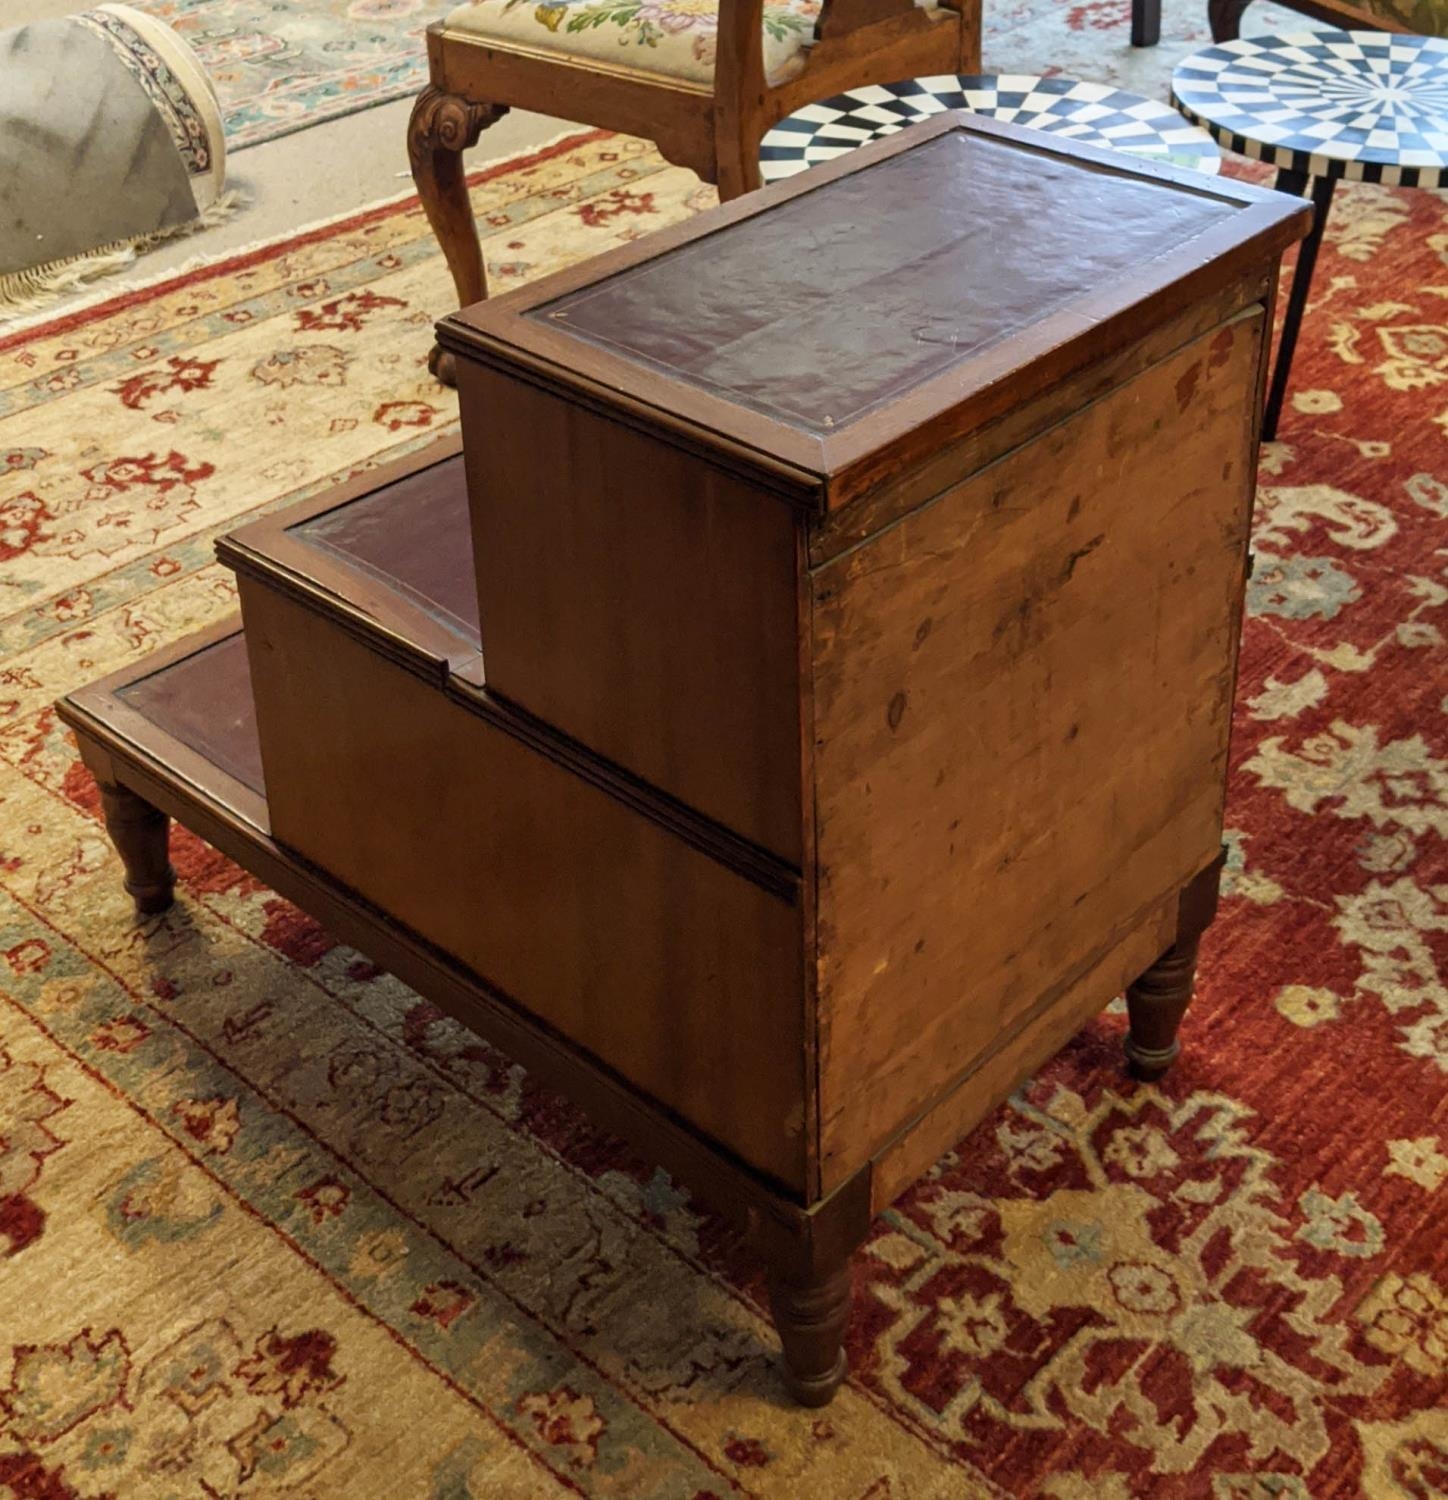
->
[408,0,981,379]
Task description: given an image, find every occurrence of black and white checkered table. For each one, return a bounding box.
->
[759,75,1222,183]
[1173,30,1448,188]
[1172,30,1448,437]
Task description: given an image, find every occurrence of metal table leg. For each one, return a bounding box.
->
[1262,169,1337,442]
[1132,0,1162,46]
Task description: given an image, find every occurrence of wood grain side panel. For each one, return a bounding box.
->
[241,583,808,1192]
[460,362,805,865]
[811,311,1265,1188]
[870,895,1176,1208]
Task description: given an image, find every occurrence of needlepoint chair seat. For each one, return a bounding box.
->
[410,0,981,381]
[440,0,933,87]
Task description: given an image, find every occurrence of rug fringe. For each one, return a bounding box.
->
[0,190,244,316]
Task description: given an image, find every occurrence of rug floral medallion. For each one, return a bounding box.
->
[0,127,1444,1498]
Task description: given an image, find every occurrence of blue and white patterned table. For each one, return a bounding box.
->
[1172,30,1448,436]
[759,75,1222,183]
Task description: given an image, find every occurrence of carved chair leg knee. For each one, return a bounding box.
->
[99,782,175,915]
[408,84,509,387]
[767,1259,852,1407]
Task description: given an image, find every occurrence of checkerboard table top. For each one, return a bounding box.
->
[758,75,1222,182]
[1172,30,1448,187]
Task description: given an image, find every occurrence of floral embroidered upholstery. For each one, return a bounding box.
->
[442,0,931,86]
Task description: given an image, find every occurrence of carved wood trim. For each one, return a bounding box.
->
[407,83,507,168]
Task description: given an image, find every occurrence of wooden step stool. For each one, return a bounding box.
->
[58,115,1308,1406]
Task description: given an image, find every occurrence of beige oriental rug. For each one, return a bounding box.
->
[0,129,1445,1499]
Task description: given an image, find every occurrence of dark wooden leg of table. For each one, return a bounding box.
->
[98,781,176,915]
[1131,0,1162,46]
[767,1259,852,1407]
[1262,170,1337,443]
[1208,0,1253,40]
[1124,853,1224,1081]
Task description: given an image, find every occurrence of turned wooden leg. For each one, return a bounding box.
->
[408,84,509,387]
[1124,936,1200,1081]
[767,1260,851,1407]
[1124,852,1224,1080]
[99,782,175,916]
[1208,0,1252,41]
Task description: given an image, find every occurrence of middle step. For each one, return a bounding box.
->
[217,435,810,1194]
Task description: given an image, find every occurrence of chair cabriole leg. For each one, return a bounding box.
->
[408,83,509,386]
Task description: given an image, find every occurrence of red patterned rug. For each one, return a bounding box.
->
[0,134,1443,1497]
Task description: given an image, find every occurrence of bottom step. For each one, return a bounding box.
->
[64,618,268,832]
[114,621,265,798]
[53,613,820,1281]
